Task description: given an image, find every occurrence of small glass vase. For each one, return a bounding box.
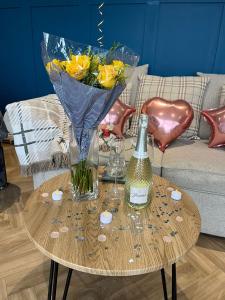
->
[69,124,99,200]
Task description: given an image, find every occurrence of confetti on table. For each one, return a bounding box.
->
[176,216,183,222]
[163,235,172,243]
[87,207,97,214]
[134,244,141,250]
[110,208,118,214]
[170,231,178,237]
[128,258,134,263]
[51,218,62,224]
[50,231,59,239]
[41,193,49,198]
[41,200,50,205]
[75,236,85,241]
[78,226,85,231]
[59,226,69,233]
[98,234,107,242]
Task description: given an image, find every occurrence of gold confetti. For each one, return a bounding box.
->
[60,226,69,233]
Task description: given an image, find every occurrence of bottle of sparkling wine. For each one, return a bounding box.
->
[125,114,153,209]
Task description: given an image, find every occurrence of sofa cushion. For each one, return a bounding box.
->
[129,75,209,138]
[120,64,149,107]
[219,83,225,106]
[120,64,148,131]
[197,72,225,139]
[99,137,163,176]
[161,139,225,194]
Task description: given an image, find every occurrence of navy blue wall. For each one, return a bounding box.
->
[1,0,225,111]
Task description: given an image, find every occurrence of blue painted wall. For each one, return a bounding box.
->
[1,0,225,111]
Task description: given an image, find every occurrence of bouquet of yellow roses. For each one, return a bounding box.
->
[42,33,139,200]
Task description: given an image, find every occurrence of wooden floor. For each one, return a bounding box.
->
[1,144,225,300]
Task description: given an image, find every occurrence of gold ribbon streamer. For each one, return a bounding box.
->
[97,2,104,47]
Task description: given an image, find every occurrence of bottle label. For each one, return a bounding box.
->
[130,186,149,204]
[133,151,148,159]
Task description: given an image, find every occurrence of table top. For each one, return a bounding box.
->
[23,172,201,276]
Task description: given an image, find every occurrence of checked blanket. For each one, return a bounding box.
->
[5,94,70,176]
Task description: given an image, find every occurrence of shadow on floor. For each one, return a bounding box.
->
[197,233,225,252]
[0,183,21,212]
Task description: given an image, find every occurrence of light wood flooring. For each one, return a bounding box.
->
[1,144,225,300]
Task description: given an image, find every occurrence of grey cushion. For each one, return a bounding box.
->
[161,139,225,194]
[129,75,209,138]
[197,72,225,138]
[120,64,149,107]
[129,64,149,106]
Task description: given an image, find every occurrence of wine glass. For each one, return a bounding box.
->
[109,137,125,157]
[107,137,125,200]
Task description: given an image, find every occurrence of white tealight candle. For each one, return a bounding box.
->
[171,189,182,201]
[100,211,113,224]
[52,190,63,201]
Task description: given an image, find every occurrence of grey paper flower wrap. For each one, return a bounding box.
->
[42,33,139,160]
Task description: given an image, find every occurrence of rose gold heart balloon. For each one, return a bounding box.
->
[100,99,136,137]
[201,106,225,147]
[141,97,194,152]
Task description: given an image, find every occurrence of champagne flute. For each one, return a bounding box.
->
[107,137,125,199]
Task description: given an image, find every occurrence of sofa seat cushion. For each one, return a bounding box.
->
[99,137,163,176]
[161,139,225,194]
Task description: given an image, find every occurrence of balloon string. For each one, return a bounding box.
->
[97,2,104,47]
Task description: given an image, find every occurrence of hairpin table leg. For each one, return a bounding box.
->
[161,268,168,300]
[62,268,73,300]
[48,260,59,300]
[172,263,177,300]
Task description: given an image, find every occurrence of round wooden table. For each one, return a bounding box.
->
[23,172,201,300]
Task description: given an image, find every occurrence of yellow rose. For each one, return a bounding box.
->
[46,59,62,73]
[66,55,90,80]
[112,60,125,72]
[97,65,117,89]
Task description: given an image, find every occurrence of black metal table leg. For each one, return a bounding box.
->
[48,260,59,300]
[172,263,177,300]
[161,269,168,300]
[48,260,54,300]
[0,143,7,189]
[62,268,73,300]
[52,261,59,300]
